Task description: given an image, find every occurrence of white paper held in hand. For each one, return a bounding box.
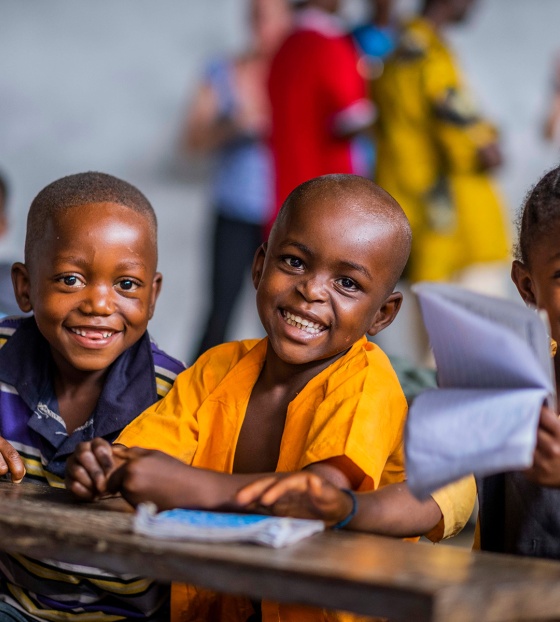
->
[405,282,556,500]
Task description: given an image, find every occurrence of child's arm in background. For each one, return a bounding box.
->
[525,405,560,486]
[0,437,26,483]
[236,471,442,537]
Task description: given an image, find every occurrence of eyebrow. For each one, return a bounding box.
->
[54,256,148,270]
[283,241,373,280]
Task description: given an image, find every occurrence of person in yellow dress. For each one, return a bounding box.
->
[373,0,510,285]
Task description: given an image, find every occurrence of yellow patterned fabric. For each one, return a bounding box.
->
[373,18,510,282]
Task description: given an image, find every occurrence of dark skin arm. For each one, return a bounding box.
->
[66,439,360,511]
[236,472,442,536]
[0,437,26,483]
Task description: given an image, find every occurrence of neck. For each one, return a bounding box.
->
[261,344,351,394]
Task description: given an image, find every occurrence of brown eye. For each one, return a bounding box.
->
[337,277,358,291]
[117,279,139,292]
[57,274,84,288]
[282,256,303,268]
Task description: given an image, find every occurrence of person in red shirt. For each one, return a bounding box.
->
[267,0,374,233]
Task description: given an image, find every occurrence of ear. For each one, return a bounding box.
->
[367,291,403,337]
[148,272,163,320]
[511,260,536,306]
[11,262,33,313]
[251,243,267,290]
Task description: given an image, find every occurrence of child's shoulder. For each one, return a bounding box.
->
[148,337,187,376]
[0,315,31,349]
[325,337,405,398]
[196,338,263,364]
[189,338,265,386]
[147,337,187,400]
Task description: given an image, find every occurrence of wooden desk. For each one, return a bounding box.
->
[1,481,560,622]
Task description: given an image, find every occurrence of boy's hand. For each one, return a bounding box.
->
[525,406,560,487]
[0,437,26,484]
[235,472,353,527]
[106,446,193,510]
[65,438,119,500]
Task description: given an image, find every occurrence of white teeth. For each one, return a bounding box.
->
[283,311,323,335]
[70,328,114,339]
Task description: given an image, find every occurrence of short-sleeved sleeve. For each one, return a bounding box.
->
[427,474,477,541]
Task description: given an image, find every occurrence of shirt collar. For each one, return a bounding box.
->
[0,316,158,441]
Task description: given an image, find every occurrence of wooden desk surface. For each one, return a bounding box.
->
[1,481,560,622]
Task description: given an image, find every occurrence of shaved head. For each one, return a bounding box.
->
[271,174,412,291]
[25,172,157,266]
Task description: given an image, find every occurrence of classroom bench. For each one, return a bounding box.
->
[0,480,559,622]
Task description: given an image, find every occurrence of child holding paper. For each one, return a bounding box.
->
[475,166,560,557]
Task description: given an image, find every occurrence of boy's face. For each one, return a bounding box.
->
[252,193,402,366]
[12,202,161,374]
[512,227,560,347]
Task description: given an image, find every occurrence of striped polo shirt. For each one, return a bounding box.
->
[0,316,185,621]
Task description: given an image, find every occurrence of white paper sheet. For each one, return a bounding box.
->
[405,283,556,499]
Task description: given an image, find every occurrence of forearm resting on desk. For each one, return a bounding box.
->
[237,471,478,540]
[237,473,443,536]
[95,448,353,512]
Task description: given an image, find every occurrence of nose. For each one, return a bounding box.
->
[295,273,328,303]
[79,284,115,316]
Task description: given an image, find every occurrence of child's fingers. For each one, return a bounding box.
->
[65,457,98,500]
[259,473,312,506]
[66,475,96,500]
[538,406,560,437]
[72,444,109,493]
[0,439,26,483]
[535,426,556,456]
[307,472,329,502]
[236,476,279,506]
[106,463,128,497]
[90,438,116,474]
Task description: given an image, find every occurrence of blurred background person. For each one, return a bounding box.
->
[543,53,560,144]
[370,0,511,363]
[183,0,293,360]
[2,1,560,364]
[351,0,399,178]
[267,0,375,232]
[0,172,25,318]
[373,0,510,290]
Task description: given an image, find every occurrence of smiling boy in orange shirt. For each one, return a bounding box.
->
[67,174,475,622]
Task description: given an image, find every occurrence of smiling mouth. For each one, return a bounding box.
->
[282,310,326,335]
[68,327,118,340]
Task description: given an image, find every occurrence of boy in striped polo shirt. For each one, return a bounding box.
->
[0,172,185,621]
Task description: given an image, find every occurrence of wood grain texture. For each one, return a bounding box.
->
[2,481,560,621]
